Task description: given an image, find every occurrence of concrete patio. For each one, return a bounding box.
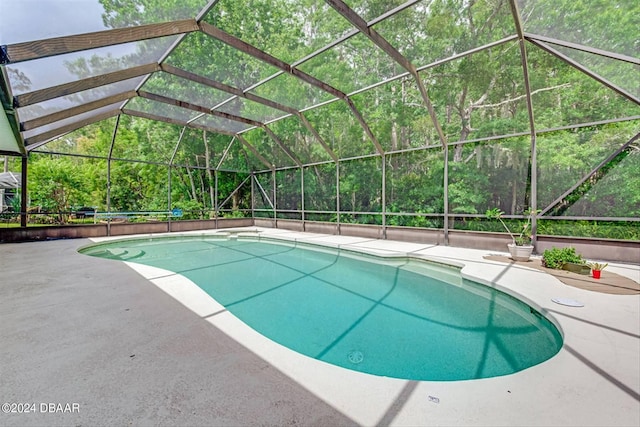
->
[1,228,639,426]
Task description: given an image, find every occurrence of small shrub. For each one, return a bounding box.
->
[223,209,246,218]
[542,247,584,269]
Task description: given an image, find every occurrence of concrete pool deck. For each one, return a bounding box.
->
[1,227,639,426]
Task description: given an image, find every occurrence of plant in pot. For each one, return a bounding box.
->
[486,207,538,261]
[541,246,589,274]
[587,262,608,279]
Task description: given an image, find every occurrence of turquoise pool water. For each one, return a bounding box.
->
[80,235,563,381]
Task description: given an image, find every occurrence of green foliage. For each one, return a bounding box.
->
[9,193,21,213]
[542,247,584,269]
[386,214,442,228]
[538,220,640,240]
[28,156,89,224]
[223,209,246,219]
[171,199,204,220]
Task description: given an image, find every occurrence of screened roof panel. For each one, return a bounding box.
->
[140,72,232,109]
[242,127,297,168]
[267,115,334,164]
[109,123,134,161]
[213,139,239,171]
[1,1,108,45]
[6,35,178,95]
[173,127,206,167]
[526,44,640,130]
[304,100,379,158]
[215,96,288,124]
[548,44,640,99]
[22,102,121,141]
[203,0,356,64]
[342,0,409,23]
[372,0,516,68]
[297,32,402,94]
[217,138,256,172]
[172,130,238,169]
[517,0,639,57]
[112,117,186,163]
[124,97,200,124]
[191,114,253,135]
[17,76,144,122]
[165,31,280,92]
[32,117,117,157]
[207,133,238,170]
[351,77,440,152]
[0,0,207,45]
[118,117,184,164]
[248,72,335,111]
[420,41,530,143]
[1,0,638,172]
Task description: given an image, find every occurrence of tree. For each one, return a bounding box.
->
[29,156,86,223]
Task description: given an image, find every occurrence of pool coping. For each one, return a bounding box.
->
[89,227,640,427]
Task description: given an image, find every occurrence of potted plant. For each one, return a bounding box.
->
[486,207,538,261]
[587,262,608,279]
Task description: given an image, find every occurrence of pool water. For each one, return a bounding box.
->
[80,235,563,381]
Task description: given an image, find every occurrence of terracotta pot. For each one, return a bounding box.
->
[507,243,534,262]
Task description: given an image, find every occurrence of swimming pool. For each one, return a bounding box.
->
[80,234,563,381]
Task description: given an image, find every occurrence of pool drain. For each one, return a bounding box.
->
[347,350,364,364]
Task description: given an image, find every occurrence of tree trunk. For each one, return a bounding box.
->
[203,131,215,210]
[194,156,206,204]
[186,167,197,201]
[391,122,398,153]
